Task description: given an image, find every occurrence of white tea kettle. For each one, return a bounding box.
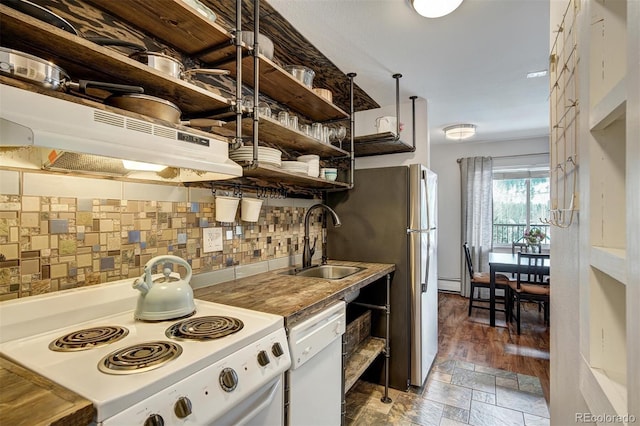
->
[132,255,196,321]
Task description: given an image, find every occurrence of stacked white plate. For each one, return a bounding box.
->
[281,161,309,175]
[230,146,282,167]
[297,154,320,177]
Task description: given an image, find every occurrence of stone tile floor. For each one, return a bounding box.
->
[345,358,549,425]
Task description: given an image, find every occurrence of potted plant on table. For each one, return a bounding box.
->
[523,227,546,251]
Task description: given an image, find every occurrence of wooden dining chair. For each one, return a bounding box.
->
[507,252,550,334]
[463,242,512,316]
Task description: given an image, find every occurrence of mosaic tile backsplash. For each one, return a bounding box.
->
[0,174,323,300]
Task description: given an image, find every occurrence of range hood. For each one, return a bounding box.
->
[0,84,243,182]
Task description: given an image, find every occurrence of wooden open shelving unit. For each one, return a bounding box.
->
[86,0,349,122]
[223,115,349,157]
[1,0,356,192]
[344,336,385,392]
[83,0,353,192]
[216,54,349,122]
[0,5,231,116]
[352,132,415,157]
[240,163,350,190]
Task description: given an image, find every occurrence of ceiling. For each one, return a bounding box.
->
[267,0,551,145]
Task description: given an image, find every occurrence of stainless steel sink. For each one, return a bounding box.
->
[282,265,364,280]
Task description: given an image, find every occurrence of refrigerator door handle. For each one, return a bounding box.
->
[423,237,430,293]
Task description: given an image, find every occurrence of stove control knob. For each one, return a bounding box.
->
[272,342,285,357]
[257,350,270,366]
[219,367,238,392]
[143,413,164,426]
[174,396,192,419]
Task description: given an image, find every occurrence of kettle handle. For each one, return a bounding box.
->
[143,255,193,285]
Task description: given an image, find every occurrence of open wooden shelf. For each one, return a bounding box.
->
[351,132,415,157]
[2,0,357,192]
[217,55,350,122]
[85,0,349,122]
[0,5,231,116]
[344,336,385,392]
[240,163,351,190]
[223,116,349,158]
[86,0,235,63]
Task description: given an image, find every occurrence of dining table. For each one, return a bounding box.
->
[488,251,551,327]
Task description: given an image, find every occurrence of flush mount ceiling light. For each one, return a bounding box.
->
[444,124,476,140]
[526,69,548,78]
[411,0,464,18]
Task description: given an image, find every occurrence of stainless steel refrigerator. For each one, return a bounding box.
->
[327,164,438,389]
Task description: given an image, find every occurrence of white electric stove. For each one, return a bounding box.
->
[0,277,291,425]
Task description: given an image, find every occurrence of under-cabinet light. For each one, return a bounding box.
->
[122,160,167,172]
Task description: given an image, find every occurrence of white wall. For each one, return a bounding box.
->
[354,97,429,169]
[430,136,549,292]
[547,0,593,422]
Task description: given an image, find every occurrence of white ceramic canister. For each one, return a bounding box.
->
[241,197,264,222]
[215,196,240,222]
[375,116,397,134]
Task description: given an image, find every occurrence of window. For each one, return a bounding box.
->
[492,170,550,246]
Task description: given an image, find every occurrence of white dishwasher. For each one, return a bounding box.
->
[287,300,346,426]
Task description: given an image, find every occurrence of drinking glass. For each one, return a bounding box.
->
[289,115,298,131]
[336,125,347,143]
[300,124,311,136]
[278,111,289,127]
[257,102,271,118]
[312,123,323,140]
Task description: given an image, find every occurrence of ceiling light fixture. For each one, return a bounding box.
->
[526,69,548,78]
[411,0,464,18]
[444,124,476,140]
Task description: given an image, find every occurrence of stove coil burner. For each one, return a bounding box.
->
[49,326,129,352]
[166,316,244,341]
[98,341,182,375]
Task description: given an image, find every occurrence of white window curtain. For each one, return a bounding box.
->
[459,156,493,298]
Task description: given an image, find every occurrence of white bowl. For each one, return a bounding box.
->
[325,172,338,181]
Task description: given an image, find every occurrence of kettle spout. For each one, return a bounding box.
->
[132,276,150,294]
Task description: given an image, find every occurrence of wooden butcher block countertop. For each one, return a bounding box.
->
[0,354,95,426]
[194,260,395,326]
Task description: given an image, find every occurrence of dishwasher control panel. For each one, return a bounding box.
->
[287,301,346,369]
